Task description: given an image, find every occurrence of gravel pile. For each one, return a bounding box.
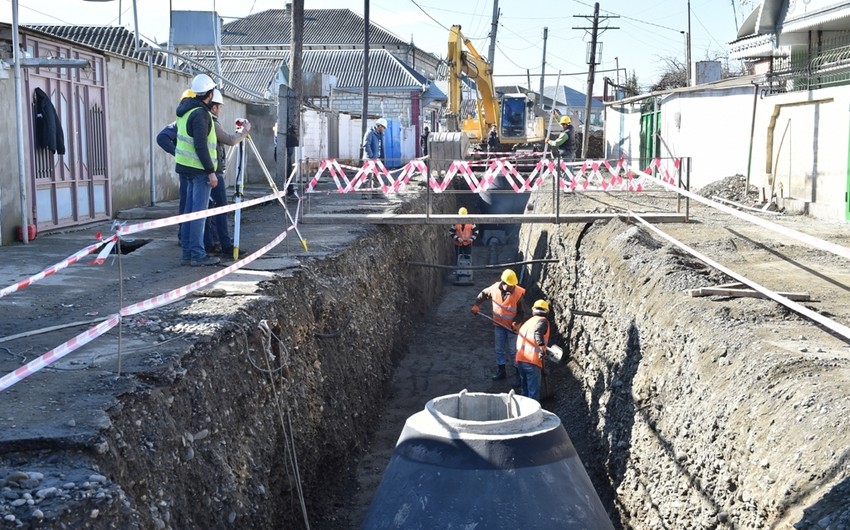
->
[696,175,761,205]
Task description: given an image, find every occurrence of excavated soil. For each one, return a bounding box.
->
[2,177,850,529]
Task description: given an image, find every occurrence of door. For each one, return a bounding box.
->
[639,97,660,169]
[25,35,111,232]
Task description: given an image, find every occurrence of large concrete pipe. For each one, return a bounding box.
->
[361,390,614,529]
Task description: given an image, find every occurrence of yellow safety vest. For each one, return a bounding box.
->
[175,107,217,171]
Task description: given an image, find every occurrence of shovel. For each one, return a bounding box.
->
[475,312,565,364]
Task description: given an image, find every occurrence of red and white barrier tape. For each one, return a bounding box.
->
[0,235,118,299]
[0,221,300,392]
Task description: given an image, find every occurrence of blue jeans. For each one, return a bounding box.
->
[518,362,541,401]
[180,173,213,261]
[177,174,188,239]
[203,173,232,251]
[494,326,511,366]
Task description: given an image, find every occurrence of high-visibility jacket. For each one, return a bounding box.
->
[515,315,550,368]
[481,283,525,329]
[453,223,474,246]
[175,107,217,172]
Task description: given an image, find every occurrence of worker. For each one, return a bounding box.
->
[204,88,251,260]
[361,117,387,198]
[471,269,526,382]
[515,299,551,401]
[487,124,498,154]
[176,73,219,267]
[420,125,430,157]
[157,89,195,244]
[549,115,576,162]
[450,207,478,258]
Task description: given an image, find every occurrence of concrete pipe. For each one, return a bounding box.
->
[361,390,614,529]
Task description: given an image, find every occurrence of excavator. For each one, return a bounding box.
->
[432,24,549,160]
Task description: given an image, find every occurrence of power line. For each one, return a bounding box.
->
[571,0,681,33]
[408,0,450,32]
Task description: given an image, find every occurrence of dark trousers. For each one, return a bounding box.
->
[204,173,232,251]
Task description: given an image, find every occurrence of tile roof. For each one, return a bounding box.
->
[26,25,168,66]
[221,9,406,47]
[183,48,429,101]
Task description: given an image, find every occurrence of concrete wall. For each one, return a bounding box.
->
[604,83,850,221]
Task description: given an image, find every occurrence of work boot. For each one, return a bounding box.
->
[491,365,507,381]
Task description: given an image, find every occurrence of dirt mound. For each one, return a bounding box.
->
[696,174,760,205]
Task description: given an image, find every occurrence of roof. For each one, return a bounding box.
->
[221,8,407,47]
[26,25,168,66]
[182,48,430,101]
[605,74,762,106]
[543,85,604,110]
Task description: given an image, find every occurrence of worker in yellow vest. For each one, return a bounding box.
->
[176,74,219,267]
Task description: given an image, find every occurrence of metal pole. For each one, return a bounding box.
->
[582,2,600,159]
[360,0,370,158]
[686,0,692,86]
[538,27,548,99]
[148,55,156,205]
[12,0,29,244]
[487,0,499,67]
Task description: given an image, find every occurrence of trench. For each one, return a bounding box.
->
[20,190,849,529]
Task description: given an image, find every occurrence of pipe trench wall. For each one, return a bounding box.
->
[520,193,850,529]
[59,196,454,529]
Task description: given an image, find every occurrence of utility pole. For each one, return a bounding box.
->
[573,2,618,158]
[487,0,500,67]
[361,0,370,158]
[288,0,304,181]
[539,27,548,100]
[686,0,692,86]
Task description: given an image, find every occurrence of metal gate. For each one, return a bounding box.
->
[639,97,660,169]
[24,34,110,232]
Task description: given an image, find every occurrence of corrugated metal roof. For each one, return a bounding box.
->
[221,8,406,47]
[27,25,168,66]
[183,48,428,94]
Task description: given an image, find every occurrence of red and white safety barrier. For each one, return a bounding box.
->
[307,156,654,195]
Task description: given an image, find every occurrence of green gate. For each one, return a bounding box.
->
[640,97,660,169]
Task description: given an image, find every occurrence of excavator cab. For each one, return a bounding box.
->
[499,95,529,140]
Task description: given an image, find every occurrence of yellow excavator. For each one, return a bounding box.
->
[439,24,548,157]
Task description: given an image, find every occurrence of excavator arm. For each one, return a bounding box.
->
[446,25,499,141]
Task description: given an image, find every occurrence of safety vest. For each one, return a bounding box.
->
[489,284,525,328]
[453,224,474,246]
[515,315,550,368]
[175,107,217,172]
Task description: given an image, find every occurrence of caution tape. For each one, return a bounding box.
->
[0,221,300,393]
[0,235,118,299]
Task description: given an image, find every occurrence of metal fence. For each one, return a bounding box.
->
[764,32,850,94]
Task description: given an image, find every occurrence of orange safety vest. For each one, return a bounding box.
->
[515,315,550,368]
[453,223,474,246]
[486,283,525,328]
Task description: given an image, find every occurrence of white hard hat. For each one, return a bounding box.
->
[211,89,224,105]
[376,118,388,128]
[191,74,216,94]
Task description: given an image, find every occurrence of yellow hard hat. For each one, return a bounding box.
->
[458,207,468,215]
[533,299,550,313]
[180,89,196,101]
[501,269,518,286]
[559,116,571,125]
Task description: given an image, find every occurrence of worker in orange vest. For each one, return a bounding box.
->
[515,299,551,401]
[471,269,526,382]
[449,207,478,258]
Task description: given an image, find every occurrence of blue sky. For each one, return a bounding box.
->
[2,0,750,94]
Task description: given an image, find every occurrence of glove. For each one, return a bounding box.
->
[470,305,480,315]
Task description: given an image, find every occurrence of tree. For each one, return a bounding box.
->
[650,57,688,92]
[624,70,640,97]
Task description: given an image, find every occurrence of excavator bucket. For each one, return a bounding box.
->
[427,131,470,174]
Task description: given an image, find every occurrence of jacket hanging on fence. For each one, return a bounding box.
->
[34,87,66,155]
